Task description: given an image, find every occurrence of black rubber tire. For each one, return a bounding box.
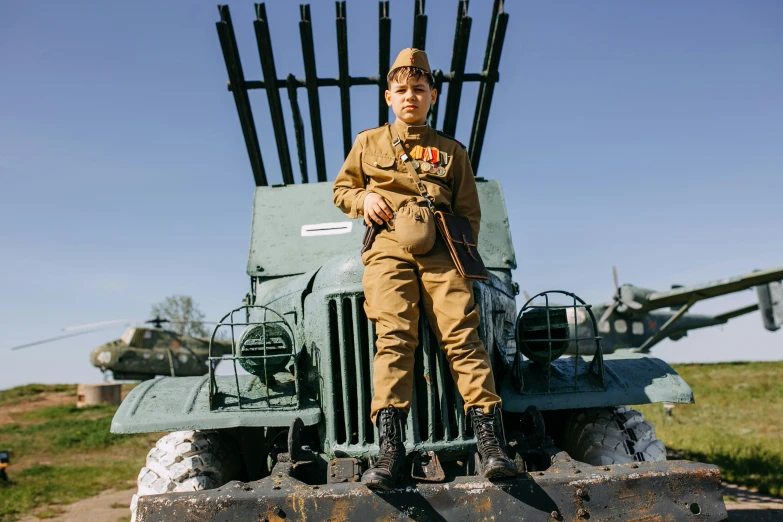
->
[561,407,667,465]
[130,430,240,521]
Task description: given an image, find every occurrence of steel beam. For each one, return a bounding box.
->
[428,69,444,128]
[412,0,427,50]
[335,2,352,157]
[441,1,471,137]
[299,5,327,182]
[286,74,308,183]
[216,5,267,187]
[136,459,728,521]
[378,1,391,127]
[253,4,294,185]
[469,0,508,172]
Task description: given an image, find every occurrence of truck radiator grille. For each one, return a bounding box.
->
[326,294,471,453]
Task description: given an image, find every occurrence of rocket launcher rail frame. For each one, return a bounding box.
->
[216,0,509,187]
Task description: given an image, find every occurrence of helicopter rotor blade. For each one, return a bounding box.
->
[166,320,220,325]
[10,325,120,351]
[523,291,532,302]
[63,319,140,332]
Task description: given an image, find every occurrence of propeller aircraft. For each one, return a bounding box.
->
[529,266,783,355]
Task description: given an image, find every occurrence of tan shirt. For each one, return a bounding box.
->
[333,120,481,240]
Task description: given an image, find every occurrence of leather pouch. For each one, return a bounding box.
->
[386,124,489,279]
[395,203,436,255]
[433,211,489,280]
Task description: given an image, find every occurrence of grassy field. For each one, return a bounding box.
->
[0,362,781,519]
[637,361,783,497]
[0,384,155,522]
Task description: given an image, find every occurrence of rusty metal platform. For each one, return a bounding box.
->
[136,459,727,521]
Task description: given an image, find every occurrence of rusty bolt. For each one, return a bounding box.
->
[272,506,285,517]
[576,488,587,498]
[577,508,589,519]
[549,511,561,520]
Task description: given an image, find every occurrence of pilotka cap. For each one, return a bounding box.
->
[388,48,432,78]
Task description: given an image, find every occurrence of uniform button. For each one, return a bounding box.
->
[373,161,378,167]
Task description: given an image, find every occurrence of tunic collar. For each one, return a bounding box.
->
[393,119,430,143]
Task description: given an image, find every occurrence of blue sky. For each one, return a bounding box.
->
[2,1,782,389]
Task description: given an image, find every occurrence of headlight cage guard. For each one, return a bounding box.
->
[513,290,606,394]
[208,305,299,411]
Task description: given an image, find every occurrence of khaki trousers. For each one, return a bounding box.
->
[362,228,501,424]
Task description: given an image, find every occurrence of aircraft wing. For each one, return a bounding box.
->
[642,267,783,310]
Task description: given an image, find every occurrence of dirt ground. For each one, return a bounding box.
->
[17,488,133,522]
[0,389,134,428]
[0,392,75,427]
[11,482,783,522]
[724,483,783,521]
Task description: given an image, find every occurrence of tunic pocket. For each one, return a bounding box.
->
[362,153,396,169]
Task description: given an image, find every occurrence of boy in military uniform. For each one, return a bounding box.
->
[333,48,516,490]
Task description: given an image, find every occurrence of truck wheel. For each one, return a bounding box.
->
[561,407,666,465]
[130,430,239,521]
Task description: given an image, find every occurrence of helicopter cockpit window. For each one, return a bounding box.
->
[142,329,159,348]
[121,328,151,348]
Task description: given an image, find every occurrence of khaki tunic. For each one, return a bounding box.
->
[333,120,481,240]
[333,120,500,423]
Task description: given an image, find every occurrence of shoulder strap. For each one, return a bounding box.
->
[387,124,436,212]
[435,130,466,149]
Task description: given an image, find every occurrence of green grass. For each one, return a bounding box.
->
[2,363,782,519]
[637,361,783,497]
[0,384,76,406]
[0,385,157,522]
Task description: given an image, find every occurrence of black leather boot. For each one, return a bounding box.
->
[469,405,517,479]
[361,405,407,490]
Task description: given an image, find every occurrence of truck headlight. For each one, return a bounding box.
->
[516,307,570,364]
[237,323,294,380]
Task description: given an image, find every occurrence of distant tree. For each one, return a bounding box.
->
[151,295,208,337]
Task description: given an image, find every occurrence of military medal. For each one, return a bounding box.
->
[436,151,449,175]
[411,159,420,169]
[420,147,433,172]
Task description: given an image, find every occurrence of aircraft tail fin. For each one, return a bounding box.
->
[757,281,783,332]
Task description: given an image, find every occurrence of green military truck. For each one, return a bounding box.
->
[112,2,728,520]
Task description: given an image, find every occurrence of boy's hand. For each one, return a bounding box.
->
[364,193,394,225]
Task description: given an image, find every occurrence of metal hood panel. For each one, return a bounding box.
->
[111,375,320,434]
[500,353,694,412]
